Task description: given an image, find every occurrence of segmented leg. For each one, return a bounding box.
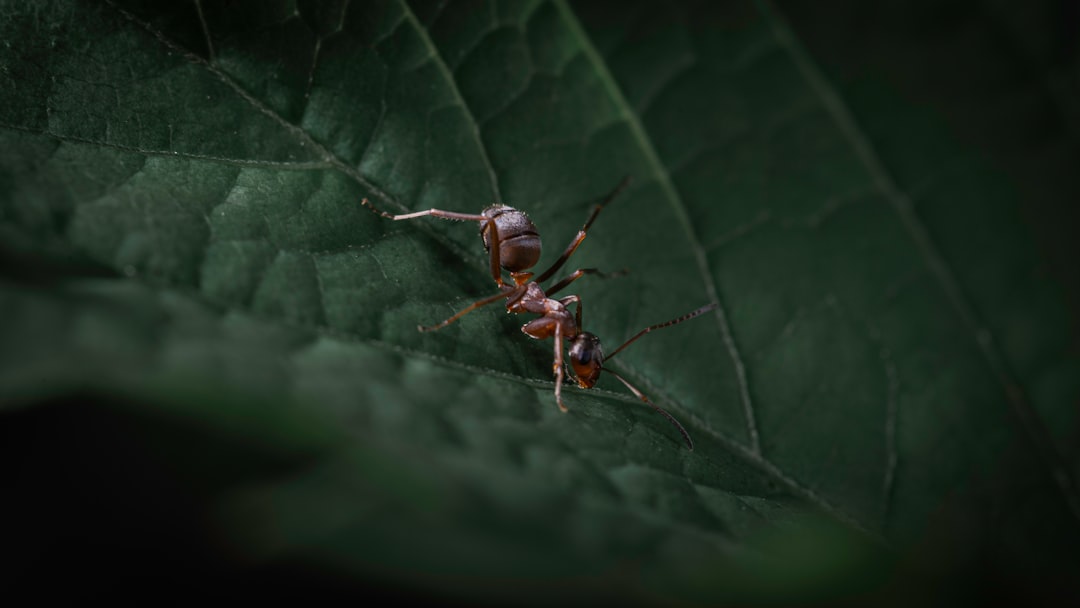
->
[534,176,630,284]
[558,294,583,332]
[545,267,627,297]
[554,321,568,412]
[360,198,506,287]
[418,286,520,332]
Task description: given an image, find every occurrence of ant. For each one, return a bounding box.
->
[360,178,715,449]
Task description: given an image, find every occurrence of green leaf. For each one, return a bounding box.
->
[2,0,1078,603]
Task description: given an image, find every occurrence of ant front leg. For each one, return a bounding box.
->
[553,321,568,412]
[518,314,571,412]
[359,198,506,287]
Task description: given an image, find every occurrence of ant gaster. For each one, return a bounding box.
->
[360,178,715,449]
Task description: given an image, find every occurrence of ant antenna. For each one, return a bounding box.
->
[605,370,693,450]
[604,302,718,362]
[596,301,717,450]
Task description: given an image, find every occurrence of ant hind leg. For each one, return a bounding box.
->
[360,198,506,287]
[534,177,631,284]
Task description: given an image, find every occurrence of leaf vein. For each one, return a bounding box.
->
[611,356,884,545]
[553,0,761,456]
[100,0,486,281]
[193,0,215,62]
[399,0,503,203]
[102,0,400,212]
[0,123,334,170]
[762,0,1080,520]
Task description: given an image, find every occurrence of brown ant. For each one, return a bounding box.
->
[360,179,715,449]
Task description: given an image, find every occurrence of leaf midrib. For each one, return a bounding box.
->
[551,0,763,457]
[553,0,1080,531]
[61,0,984,542]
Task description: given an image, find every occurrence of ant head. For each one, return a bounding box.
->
[568,332,604,389]
[480,205,541,273]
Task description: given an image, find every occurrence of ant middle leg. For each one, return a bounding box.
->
[534,176,631,284]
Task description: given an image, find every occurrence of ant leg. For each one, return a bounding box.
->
[534,231,586,286]
[482,215,504,287]
[360,198,505,287]
[603,302,718,362]
[546,267,627,297]
[606,370,693,450]
[419,286,520,333]
[552,323,570,414]
[534,176,631,284]
[361,198,490,223]
[558,294,583,331]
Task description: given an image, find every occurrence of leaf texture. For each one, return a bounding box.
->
[2,0,1078,603]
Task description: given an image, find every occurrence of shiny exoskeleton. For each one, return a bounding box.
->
[478,205,542,275]
[360,178,715,449]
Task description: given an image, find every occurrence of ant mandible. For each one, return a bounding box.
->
[360,178,715,449]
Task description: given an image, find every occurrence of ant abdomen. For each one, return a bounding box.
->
[480,205,541,272]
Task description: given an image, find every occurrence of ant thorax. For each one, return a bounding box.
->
[506,282,549,314]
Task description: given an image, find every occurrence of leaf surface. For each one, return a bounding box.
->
[2,0,1078,602]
